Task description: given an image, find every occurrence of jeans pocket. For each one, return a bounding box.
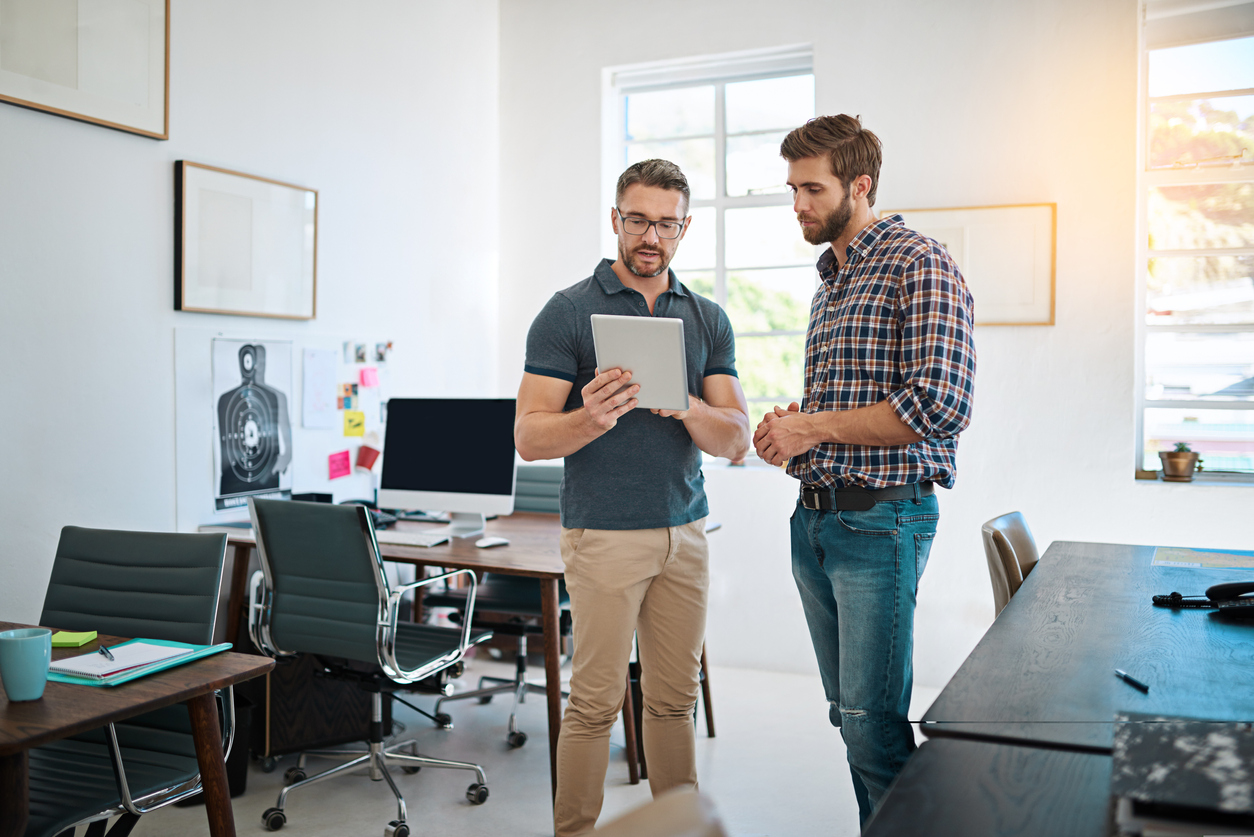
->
[836,503,898,536]
[914,532,935,587]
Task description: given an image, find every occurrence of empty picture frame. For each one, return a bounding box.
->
[0,0,168,139]
[881,203,1056,326]
[175,161,318,320]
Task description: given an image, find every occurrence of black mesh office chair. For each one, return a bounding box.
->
[422,464,571,748]
[247,498,494,837]
[28,526,230,837]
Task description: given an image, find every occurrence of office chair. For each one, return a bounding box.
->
[422,464,571,748]
[982,511,1041,616]
[29,526,231,837]
[247,498,493,837]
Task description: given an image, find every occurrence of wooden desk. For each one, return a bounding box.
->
[0,623,273,837]
[922,541,1254,752]
[218,512,566,799]
[862,739,1112,837]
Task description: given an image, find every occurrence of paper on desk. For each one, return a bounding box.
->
[1152,547,1254,571]
[50,641,194,679]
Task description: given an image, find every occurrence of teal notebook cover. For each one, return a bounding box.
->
[47,638,232,688]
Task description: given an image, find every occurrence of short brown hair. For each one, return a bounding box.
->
[615,159,690,213]
[780,115,883,207]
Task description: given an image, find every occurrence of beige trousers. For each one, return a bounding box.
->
[553,519,710,837]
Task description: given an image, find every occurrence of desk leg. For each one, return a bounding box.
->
[540,577,562,804]
[188,692,235,837]
[224,544,254,652]
[0,750,28,837]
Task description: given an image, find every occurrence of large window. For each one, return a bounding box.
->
[1139,23,1254,479]
[604,48,816,409]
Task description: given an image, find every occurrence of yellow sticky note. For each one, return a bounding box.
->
[51,630,97,647]
[343,410,365,436]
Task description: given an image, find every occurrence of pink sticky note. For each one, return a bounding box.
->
[360,367,380,387]
[328,450,351,480]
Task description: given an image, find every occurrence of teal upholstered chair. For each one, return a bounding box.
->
[29,526,230,837]
[424,464,571,748]
[246,498,493,837]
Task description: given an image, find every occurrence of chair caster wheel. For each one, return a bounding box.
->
[507,731,527,748]
[283,767,307,784]
[384,820,410,837]
[435,712,453,728]
[478,695,493,704]
[467,783,489,804]
[262,807,287,831]
[260,756,279,773]
[401,764,421,774]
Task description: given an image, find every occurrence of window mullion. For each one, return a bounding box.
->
[715,81,727,308]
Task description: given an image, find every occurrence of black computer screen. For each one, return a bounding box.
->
[380,398,516,496]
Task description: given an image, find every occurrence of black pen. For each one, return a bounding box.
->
[98,645,115,662]
[1115,669,1149,693]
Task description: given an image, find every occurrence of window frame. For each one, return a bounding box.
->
[1135,20,1254,483]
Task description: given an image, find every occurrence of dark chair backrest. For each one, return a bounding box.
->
[40,526,227,645]
[250,498,385,662]
[515,463,561,514]
[981,511,1041,616]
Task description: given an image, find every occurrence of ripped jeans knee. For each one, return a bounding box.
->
[828,700,868,729]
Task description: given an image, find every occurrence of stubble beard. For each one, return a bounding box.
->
[620,240,672,278]
[802,190,855,246]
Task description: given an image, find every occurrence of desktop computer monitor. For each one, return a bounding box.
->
[377,397,517,539]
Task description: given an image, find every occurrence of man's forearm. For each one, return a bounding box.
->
[515,409,606,461]
[684,400,751,460]
[811,400,922,447]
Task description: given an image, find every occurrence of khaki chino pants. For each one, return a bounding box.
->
[554,519,709,837]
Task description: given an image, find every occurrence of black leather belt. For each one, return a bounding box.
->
[800,482,935,512]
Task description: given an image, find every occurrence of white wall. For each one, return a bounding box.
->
[0,1,501,623]
[497,0,1254,689]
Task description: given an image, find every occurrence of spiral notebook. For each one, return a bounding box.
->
[47,638,231,687]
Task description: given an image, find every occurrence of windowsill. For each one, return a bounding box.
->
[1135,469,1254,486]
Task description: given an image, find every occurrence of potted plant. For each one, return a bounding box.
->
[1159,442,1202,482]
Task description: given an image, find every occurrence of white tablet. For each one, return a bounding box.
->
[590,314,690,412]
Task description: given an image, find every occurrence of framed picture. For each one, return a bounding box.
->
[175,161,318,320]
[0,0,168,139]
[881,203,1056,326]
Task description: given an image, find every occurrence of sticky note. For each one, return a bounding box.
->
[337,396,354,410]
[344,410,365,436]
[360,367,380,387]
[338,383,353,397]
[328,450,351,479]
[51,630,97,647]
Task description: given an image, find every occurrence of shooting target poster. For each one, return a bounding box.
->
[211,338,293,511]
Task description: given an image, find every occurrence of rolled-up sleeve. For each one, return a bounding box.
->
[886,245,976,440]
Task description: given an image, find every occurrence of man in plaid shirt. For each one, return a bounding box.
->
[754,115,976,826]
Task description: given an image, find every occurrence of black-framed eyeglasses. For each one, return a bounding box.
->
[616,208,685,240]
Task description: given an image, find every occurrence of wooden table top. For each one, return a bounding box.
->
[922,541,1254,752]
[0,623,273,755]
[863,738,1113,837]
[215,511,565,579]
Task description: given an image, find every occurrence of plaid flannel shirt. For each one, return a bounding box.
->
[786,215,976,489]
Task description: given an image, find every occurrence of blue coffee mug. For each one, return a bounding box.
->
[0,628,52,702]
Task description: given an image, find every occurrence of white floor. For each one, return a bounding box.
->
[129,657,941,837]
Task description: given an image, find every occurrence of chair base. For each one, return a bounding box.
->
[262,693,488,834]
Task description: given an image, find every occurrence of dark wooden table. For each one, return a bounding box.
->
[0,622,273,837]
[922,541,1254,752]
[216,512,567,800]
[862,738,1113,837]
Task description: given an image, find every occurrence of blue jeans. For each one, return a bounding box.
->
[790,492,938,827]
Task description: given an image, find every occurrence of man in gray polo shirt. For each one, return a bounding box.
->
[515,159,750,836]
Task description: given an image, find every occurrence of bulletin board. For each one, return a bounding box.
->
[174,326,396,531]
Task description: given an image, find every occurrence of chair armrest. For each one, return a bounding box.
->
[377,569,481,684]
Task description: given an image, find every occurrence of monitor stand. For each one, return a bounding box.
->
[446,511,486,539]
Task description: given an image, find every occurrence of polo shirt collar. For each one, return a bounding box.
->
[593,258,687,297]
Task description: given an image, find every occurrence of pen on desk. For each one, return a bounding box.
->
[98,645,115,662]
[1115,668,1149,693]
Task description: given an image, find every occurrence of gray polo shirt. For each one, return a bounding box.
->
[524,259,737,530]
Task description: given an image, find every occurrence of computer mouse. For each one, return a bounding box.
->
[475,536,510,549]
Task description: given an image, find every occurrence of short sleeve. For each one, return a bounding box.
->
[703,306,737,378]
[524,294,579,383]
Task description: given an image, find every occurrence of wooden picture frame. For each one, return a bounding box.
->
[175,161,318,320]
[880,203,1056,326]
[0,0,169,139]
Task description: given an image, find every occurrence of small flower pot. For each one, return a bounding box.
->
[1159,451,1201,482]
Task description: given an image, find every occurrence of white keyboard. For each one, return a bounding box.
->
[375,530,450,548]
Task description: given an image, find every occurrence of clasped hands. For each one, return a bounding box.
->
[753,402,816,467]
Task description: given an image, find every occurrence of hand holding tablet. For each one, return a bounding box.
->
[590,314,690,412]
